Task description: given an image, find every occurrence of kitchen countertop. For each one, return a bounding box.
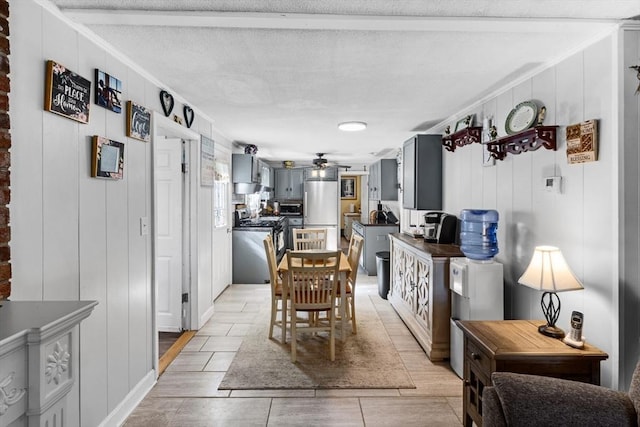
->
[390,232,463,258]
[354,220,400,227]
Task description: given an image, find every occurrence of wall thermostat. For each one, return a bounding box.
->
[544,176,562,193]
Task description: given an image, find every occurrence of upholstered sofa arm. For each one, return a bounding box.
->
[483,372,637,427]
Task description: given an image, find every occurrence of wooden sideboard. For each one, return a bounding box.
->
[458,319,609,427]
[388,233,463,361]
[0,300,97,426]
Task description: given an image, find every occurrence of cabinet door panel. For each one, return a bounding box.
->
[415,256,431,331]
[402,250,416,310]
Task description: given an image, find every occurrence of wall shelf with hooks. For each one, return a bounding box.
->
[486,126,558,160]
[442,127,483,152]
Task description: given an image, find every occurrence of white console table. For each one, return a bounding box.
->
[0,300,97,427]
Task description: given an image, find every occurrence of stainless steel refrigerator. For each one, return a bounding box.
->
[303,180,339,250]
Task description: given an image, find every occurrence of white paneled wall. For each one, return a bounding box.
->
[10,1,232,425]
[423,34,620,387]
[621,27,640,391]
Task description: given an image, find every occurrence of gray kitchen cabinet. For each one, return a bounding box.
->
[304,166,338,181]
[232,153,259,183]
[275,168,304,200]
[351,220,399,275]
[402,134,442,210]
[368,159,398,201]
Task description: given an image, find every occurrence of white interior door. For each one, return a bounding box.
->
[212,144,232,300]
[155,137,183,332]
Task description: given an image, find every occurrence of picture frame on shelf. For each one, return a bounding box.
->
[95,69,122,113]
[455,114,474,132]
[91,136,124,180]
[126,101,151,142]
[482,117,496,167]
[340,176,357,200]
[44,60,91,123]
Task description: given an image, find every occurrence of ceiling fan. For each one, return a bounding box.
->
[311,153,351,170]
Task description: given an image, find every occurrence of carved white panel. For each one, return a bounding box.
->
[44,333,72,396]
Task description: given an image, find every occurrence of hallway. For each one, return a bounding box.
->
[124,274,463,426]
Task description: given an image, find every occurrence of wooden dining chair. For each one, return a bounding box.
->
[337,233,364,334]
[263,234,288,344]
[287,249,342,362]
[345,234,364,333]
[292,228,327,250]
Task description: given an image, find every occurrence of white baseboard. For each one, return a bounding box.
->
[99,369,157,427]
[198,304,215,330]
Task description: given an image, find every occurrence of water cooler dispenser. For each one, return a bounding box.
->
[449,209,504,378]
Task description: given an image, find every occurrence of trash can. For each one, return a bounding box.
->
[376,251,391,299]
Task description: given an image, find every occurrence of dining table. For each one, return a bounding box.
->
[277,250,352,342]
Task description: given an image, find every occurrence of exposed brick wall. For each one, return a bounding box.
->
[0,0,9,300]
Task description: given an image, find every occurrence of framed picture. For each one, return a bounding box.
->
[340,176,357,200]
[44,60,91,123]
[91,136,124,180]
[95,69,122,113]
[126,101,151,142]
[454,114,474,132]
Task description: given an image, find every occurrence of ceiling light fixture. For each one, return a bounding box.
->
[338,121,367,132]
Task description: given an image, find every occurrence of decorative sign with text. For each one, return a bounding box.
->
[44,60,91,123]
[126,101,151,142]
[566,119,598,164]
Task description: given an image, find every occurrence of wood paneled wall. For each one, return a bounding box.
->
[0,0,9,300]
[437,35,619,387]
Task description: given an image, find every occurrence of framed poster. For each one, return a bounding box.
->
[44,60,91,123]
[95,69,122,113]
[91,136,124,180]
[126,101,151,142]
[200,135,215,186]
[340,176,357,200]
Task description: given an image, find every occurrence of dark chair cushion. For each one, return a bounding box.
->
[489,372,636,427]
[629,361,640,426]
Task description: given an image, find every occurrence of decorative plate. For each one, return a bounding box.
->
[505,101,538,135]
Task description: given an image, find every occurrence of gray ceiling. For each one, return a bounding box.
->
[50,0,640,168]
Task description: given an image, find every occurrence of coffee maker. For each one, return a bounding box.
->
[423,211,457,244]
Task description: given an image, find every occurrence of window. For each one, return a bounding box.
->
[214,160,229,228]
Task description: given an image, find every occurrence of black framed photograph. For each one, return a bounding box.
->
[126,101,151,142]
[340,176,357,200]
[44,60,91,123]
[454,114,474,132]
[91,136,124,180]
[95,69,122,113]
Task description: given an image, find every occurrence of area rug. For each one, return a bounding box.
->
[218,295,416,389]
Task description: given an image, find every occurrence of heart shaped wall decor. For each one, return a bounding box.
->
[183,105,194,128]
[159,90,174,117]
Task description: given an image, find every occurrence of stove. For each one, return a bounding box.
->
[232,209,288,284]
[239,216,286,228]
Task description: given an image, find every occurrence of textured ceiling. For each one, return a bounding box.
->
[50,0,640,168]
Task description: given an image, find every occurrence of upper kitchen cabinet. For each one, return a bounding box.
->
[304,167,338,181]
[274,168,304,200]
[403,134,442,210]
[232,153,258,183]
[232,153,261,194]
[369,159,398,201]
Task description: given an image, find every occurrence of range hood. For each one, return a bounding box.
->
[233,182,261,194]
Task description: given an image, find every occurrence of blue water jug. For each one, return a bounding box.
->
[459,209,499,260]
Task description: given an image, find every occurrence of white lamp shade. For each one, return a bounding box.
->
[518,245,583,292]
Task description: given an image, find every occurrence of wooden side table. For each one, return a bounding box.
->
[458,319,609,427]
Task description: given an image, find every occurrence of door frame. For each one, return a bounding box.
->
[151,112,201,374]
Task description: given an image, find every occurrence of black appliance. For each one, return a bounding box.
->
[423,212,457,244]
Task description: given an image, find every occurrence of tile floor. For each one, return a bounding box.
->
[124,273,464,426]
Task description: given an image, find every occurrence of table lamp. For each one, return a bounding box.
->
[518,246,583,338]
